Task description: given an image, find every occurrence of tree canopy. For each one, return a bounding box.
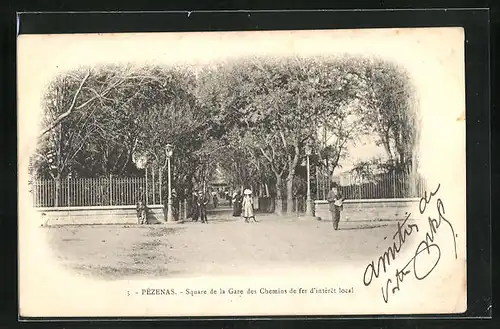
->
[32,55,419,213]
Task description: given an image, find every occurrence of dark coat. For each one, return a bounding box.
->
[327,190,344,212]
[197,194,209,208]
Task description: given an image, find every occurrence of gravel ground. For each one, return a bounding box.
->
[44,208,407,280]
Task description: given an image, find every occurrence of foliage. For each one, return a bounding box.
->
[33,55,419,207]
[355,58,419,173]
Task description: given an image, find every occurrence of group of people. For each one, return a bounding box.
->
[191,190,210,223]
[231,189,257,223]
[136,182,344,229]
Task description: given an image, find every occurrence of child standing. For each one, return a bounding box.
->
[242,189,256,223]
[136,200,147,225]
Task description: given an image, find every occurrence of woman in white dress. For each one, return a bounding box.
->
[242,189,257,223]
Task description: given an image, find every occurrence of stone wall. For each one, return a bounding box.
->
[36,199,420,226]
[313,198,420,222]
[37,205,165,226]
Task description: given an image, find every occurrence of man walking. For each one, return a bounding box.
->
[198,191,209,223]
[327,183,345,230]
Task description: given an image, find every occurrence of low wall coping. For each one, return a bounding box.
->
[314,198,420,205]
[35,204,164,212]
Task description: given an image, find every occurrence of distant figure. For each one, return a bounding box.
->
[242,189,257,223]
[327,183,345,230]
[198,191,209,223]
[191,191,199,222]
[171,188,179,220]
[213,193,218,208]
[136,200,147,225]
[232,191,243,217]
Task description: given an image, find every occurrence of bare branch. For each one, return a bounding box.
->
[39,69,91,137]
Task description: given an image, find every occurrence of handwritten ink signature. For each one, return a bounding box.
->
[362,184,458,303]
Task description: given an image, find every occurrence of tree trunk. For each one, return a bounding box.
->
[54,175,61,207]
[286,175,294,214]
[275,176,283,216]
[381,130,393,161]
[286,144,300,215]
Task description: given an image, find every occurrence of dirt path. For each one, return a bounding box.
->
[45,215,403,280]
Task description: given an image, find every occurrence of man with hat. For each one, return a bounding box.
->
[198,190,209,223]
[327,182,345,230]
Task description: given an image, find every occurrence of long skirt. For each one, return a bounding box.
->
[192,206,199,221]
[243,202,254,218]
[233,202,242,216]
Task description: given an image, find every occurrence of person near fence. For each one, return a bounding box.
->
[171,188,179,220]
[198,191,209,223]
[232,190,242,217]
[191,191,199,222]
[136,200,148,225]
[242,189,257,223]
[327,183,344,230]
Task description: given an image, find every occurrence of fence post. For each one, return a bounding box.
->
[67,176,70,207]
[393,172,397,198]
[402,173,407,198]
[152,169,156,205]
[358,178,362,200]
[109,174,113,206]
[315,168,319,199]
[295,196,299,216]
[145,168,149,206]
[159,169,162,205]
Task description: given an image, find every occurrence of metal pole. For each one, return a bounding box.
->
[167,156,174,222]
[159,169,162,205]
[322,161,327,200]
[306,154,313,216]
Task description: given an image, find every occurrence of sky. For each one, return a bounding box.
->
[337,135,387,174]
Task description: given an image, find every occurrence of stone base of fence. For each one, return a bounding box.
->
[35,199,420,226]
[313,198,420,222]
[37,205,166,226]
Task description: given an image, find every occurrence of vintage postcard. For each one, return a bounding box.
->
[18,27,466,317]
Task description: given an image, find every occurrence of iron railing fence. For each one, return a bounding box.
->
[30,175,163,207]
[30,171,426,208]
[315,171,427,200]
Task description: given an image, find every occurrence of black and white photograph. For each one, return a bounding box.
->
[18,28,466,317]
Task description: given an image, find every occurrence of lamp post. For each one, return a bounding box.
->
[305,143,313,217]
[165,143,174,223]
